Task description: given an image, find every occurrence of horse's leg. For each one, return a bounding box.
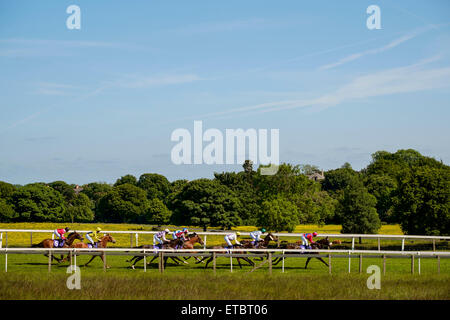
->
[316,257,329,267]
[304,257,312,269]
[148,255,158,265]
[245,257,254,267]
[204,257,213,269]
[84,255,96,267]
[272,257,281,266]
[127,256,138,263]
[131,256,144,269]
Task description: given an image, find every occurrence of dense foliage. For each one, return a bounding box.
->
[0,149,448,235]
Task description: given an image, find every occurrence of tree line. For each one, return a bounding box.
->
[0,149,448,236]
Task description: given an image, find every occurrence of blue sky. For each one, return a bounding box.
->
[1,0,450,185]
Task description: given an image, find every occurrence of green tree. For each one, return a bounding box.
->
[10,183,66,222]
[257,197,299,232]
[64,193,95,223]
[97,183,150,223]
[48,181,76,202]
[171,179,242,231]
[0,181,16,199]
[0,199,17,222]
[137,173,171,201]
[340,180,381,234]
[114,174,138,187]
[393,166,449,235]
[146,198,172,226]
[364,174,397,222]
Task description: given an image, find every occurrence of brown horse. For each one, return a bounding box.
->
[272,237,333,269]
[240,233,278,249]
[180,233,205,263]
[198,243,255,269]
[81,234,116,268]
[240,233,279,261]
[31,232,84,263]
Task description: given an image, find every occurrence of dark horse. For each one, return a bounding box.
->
[127,238,185,269]
[198,243,255,269]
[272,237,332,269]
[32,232,84,263]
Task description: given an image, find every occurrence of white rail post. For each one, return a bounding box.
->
[282,250,285,273]
[0,232,3,249]
[348,250,351,273]
[351,237,355,251]
[144,249,147,272]
[74,249,77,267]
[230,250,233,273]
[203,235,207,249]
[5,248,7,272]
[401,238,405,251]
[48,250,52,272]
[135,233,139,247]
[418,252,421,275]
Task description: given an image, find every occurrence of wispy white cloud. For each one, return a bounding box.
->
[33,82,78,96]
[318,27,431,70]
[115,74,202,88]
[181,55,449,120]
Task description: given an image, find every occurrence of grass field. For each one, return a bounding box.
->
[0,253,449,299]
[1,222,449,300]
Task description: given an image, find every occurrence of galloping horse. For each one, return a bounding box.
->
[240,233,279,261]
[80,234,116,268]
[198,243,255,269]
[31,232,84,263]
[180,233,205,263]
[240,233,278,249]
[272,237,333,269]
[127,238,184,269]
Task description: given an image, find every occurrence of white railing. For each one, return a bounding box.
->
[0,228,449,251]
[0,247,448,275]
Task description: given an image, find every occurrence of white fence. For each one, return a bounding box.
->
[0,228,449,251]
[1,247,449,275]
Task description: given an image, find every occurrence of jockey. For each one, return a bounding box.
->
[173,228,189,241]
[249,228,266,247]
[224,232,241,249]
[301,232,318,249]
[154,229,170,249]
[172,228,189,249]
[86,227,102,247]
[53,227,69,241]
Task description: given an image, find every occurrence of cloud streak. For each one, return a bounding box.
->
[181,56,449,120]
[318,28,429,70]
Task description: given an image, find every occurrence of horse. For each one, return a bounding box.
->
[240,233,279,261]
[180,233,205,263]
[198,243,255,269]
[31,232,84,263]
[127,238,185,269]
[240,232,278,249]
[81,234,116,268]
[272,237,333,269]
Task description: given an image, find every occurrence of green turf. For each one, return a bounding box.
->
[0,251,449,299]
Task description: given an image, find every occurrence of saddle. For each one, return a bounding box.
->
[53,239,65,248]
[87,242,98,249]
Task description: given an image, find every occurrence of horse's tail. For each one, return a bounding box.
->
[31,240,44,248]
